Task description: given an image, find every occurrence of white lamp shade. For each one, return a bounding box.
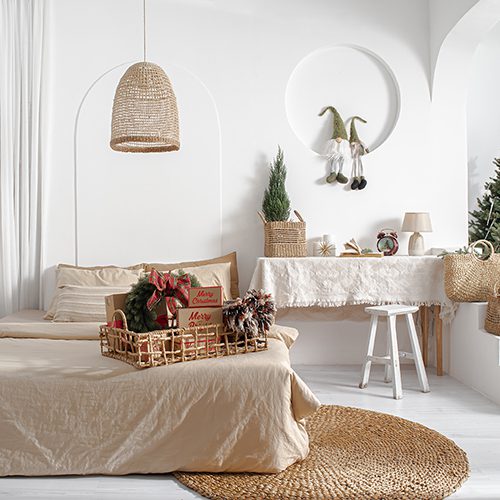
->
[401,212,432,233]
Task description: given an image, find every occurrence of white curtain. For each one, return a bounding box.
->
[0,0,45,317]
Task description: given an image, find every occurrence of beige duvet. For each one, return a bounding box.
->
[0,311,320,476]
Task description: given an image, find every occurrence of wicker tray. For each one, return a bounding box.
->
[100,310,268,369]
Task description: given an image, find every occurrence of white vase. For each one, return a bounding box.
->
[314,242,323,256]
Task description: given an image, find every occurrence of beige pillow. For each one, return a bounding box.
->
[45,266,143,320]
[144,252,240,299]
[53,285,132,323]
[58,263,144,271]
[178,262,232,300]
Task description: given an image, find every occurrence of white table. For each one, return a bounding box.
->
[250,256,453,375]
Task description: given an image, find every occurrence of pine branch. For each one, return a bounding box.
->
[469,157,500,251]
[262,146,291,222]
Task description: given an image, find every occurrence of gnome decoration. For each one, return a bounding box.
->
[318,106,349,185]
[349,116,369,190]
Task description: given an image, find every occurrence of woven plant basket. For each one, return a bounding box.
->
[258,210,307,258]
[485,282,500,336]
[110,62,180,153]
[444,240,500,302]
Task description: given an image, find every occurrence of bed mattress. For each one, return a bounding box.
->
[0,311,319,476]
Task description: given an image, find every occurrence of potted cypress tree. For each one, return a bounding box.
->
[258,146,307,257]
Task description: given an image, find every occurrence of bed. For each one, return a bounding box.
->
[0,311,320,476]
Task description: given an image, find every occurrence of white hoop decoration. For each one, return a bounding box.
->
[285,45,401,154]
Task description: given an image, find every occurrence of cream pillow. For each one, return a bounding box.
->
[45,266,143,320]
[175,262,232,300]
[144,252,240,299]
[53,285,132,323]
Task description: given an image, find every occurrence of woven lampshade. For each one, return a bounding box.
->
[110,62,180,153]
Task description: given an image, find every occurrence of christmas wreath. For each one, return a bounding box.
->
[223,289,276,338]
[125,269,200,333]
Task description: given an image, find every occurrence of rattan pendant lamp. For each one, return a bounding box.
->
[110,0,180,152]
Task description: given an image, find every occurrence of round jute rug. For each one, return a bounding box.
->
[173,405,469,499]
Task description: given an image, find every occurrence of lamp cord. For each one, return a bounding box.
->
[143,0,147,61]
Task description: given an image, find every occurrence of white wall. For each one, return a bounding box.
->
[43,0,472,364]
[428,0,479,87]
[467,21,500,212]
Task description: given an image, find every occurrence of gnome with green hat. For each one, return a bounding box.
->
[318,106,349,184]
[349,116,369,190]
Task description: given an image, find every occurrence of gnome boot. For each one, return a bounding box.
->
[337,172,349,184]
[326,172,337,183]
[320,106,349,187]
[349,116,369,190]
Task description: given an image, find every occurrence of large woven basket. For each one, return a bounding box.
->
[485,282,500,336]
[110,62,180,153]
[259,210,307,258]
[100,310,268,369]
[444,240,500,302]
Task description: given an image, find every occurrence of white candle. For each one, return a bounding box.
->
[323,234,333,245]
[314,241,323,256]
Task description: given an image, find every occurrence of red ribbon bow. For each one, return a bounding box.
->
[147,269,191,315]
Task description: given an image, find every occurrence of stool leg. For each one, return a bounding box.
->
[405,313,430,393]
[434,305,443,376]
[384,326,392,383]
[359,315,378,389]
[420,305,429,367]
[388,315,402,400]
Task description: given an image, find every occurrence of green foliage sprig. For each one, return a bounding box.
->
[437,247,469,258]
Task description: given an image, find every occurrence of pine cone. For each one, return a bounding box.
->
[223,289,276,338]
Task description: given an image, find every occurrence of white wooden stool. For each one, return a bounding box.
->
[359,304,430,400]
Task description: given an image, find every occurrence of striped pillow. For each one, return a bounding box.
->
[53,285,132,323]
[44,266,143,320]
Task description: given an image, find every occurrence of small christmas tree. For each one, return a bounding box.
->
[262,146,291,221]
[469,158,500,250]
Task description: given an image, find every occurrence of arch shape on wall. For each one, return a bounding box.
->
[73,61,132,265]
[432,1,500,102]
[73,61,222,266]
[430,0,500,243]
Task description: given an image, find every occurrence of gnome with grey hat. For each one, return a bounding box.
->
[349,116,369,190]
[318,106,349,184]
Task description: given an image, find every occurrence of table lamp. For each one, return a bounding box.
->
[401,212,432,256]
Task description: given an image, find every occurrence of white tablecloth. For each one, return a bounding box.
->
[249,256,456,320]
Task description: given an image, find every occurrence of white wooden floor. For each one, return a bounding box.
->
[1,365,499,499]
